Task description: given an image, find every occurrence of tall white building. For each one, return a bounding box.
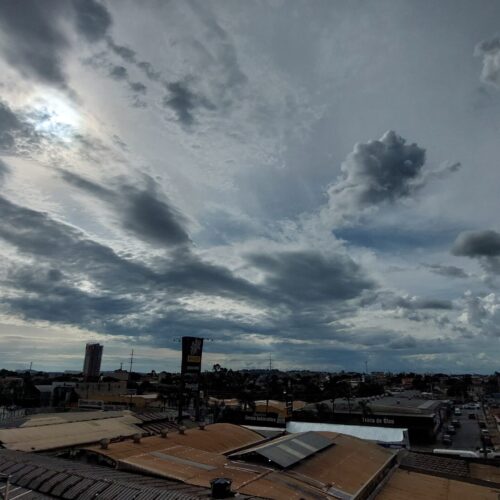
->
[83,343,103,379]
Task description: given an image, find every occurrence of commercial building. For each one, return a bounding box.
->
[83,343,103,379]
[295,393,449,443]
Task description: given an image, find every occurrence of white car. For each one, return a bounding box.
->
[476,448,500,459]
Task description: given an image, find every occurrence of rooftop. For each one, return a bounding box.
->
[86,424,397,498]
[376,469,500,500]
[0,412,143,452]
[0,449,211,499]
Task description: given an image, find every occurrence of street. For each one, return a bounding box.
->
[437,408,484,451]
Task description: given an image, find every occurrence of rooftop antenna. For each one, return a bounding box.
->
[120,362,123,371]
[29,361,32,372]
[364,360,368,374]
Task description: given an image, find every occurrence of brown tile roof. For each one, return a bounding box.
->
[376,469,500,500]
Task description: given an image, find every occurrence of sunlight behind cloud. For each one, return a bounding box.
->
[29,92,81,141]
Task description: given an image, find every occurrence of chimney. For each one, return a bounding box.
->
[160,428,168,438]
[100,438,109,450]
[133,433,141,443]
[179,426,186,435]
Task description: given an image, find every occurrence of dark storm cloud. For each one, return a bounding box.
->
[328,131,460,221]
[72,0,111,43]
[452,230,500,257]
[0,0,69,87]
[424,263,469,279]
[452,230,500,274]
[163,82,215,126]
[0,0,113,89]
[4,265,135,328]
[329,130,426,206]
[60,170,189,247]
[0,194,271,332]
[247,250,374,303]
[382,293,453,311]
[475,35,500,88]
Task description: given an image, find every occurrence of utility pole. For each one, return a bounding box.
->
[265,354,272,415]
[129,349,134,409]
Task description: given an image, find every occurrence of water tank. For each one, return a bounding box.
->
[210,478,233,498]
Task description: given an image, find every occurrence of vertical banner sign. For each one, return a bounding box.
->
[179,336,204,422]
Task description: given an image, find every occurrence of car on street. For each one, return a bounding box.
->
[442,434,452,445]
[469,413,476,419]
[447,424,456,435]
[451,419,461,428]
[476,448,500,459]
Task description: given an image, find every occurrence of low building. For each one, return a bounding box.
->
[0,410,143,452]
[295,394,449,443]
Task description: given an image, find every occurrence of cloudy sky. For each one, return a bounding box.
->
[1,0,500,373]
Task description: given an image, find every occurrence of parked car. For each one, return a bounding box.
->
[469,413,476,419]
[479,421,487,429]
[454,407,462,416]
[476,448,500,459]
[442,434,452,445]
[447,424,456,435]
[451,419,461,428]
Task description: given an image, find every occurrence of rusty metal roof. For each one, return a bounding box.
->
[0,449,212,499]
[86,426,397,499]
[377,469,500,500]
[0,416,144,452]
[85,423,265,461]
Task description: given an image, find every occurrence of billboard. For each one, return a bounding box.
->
[179,336,204,421]
[181,336,204,378]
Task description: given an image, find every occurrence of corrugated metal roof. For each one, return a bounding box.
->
[230,431,333,468]
[0,416,144,451]
[85,423,265,460]
[0,477,53,499]
[377,469,500,500]
[0,449,212,499]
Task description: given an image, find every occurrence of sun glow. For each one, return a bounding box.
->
[29,92,81,141]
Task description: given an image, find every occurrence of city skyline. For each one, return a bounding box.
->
[2,1,500,373]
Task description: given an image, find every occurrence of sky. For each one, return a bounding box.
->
[1,0,500,374]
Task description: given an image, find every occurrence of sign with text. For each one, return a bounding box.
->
[181,336,204,376]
